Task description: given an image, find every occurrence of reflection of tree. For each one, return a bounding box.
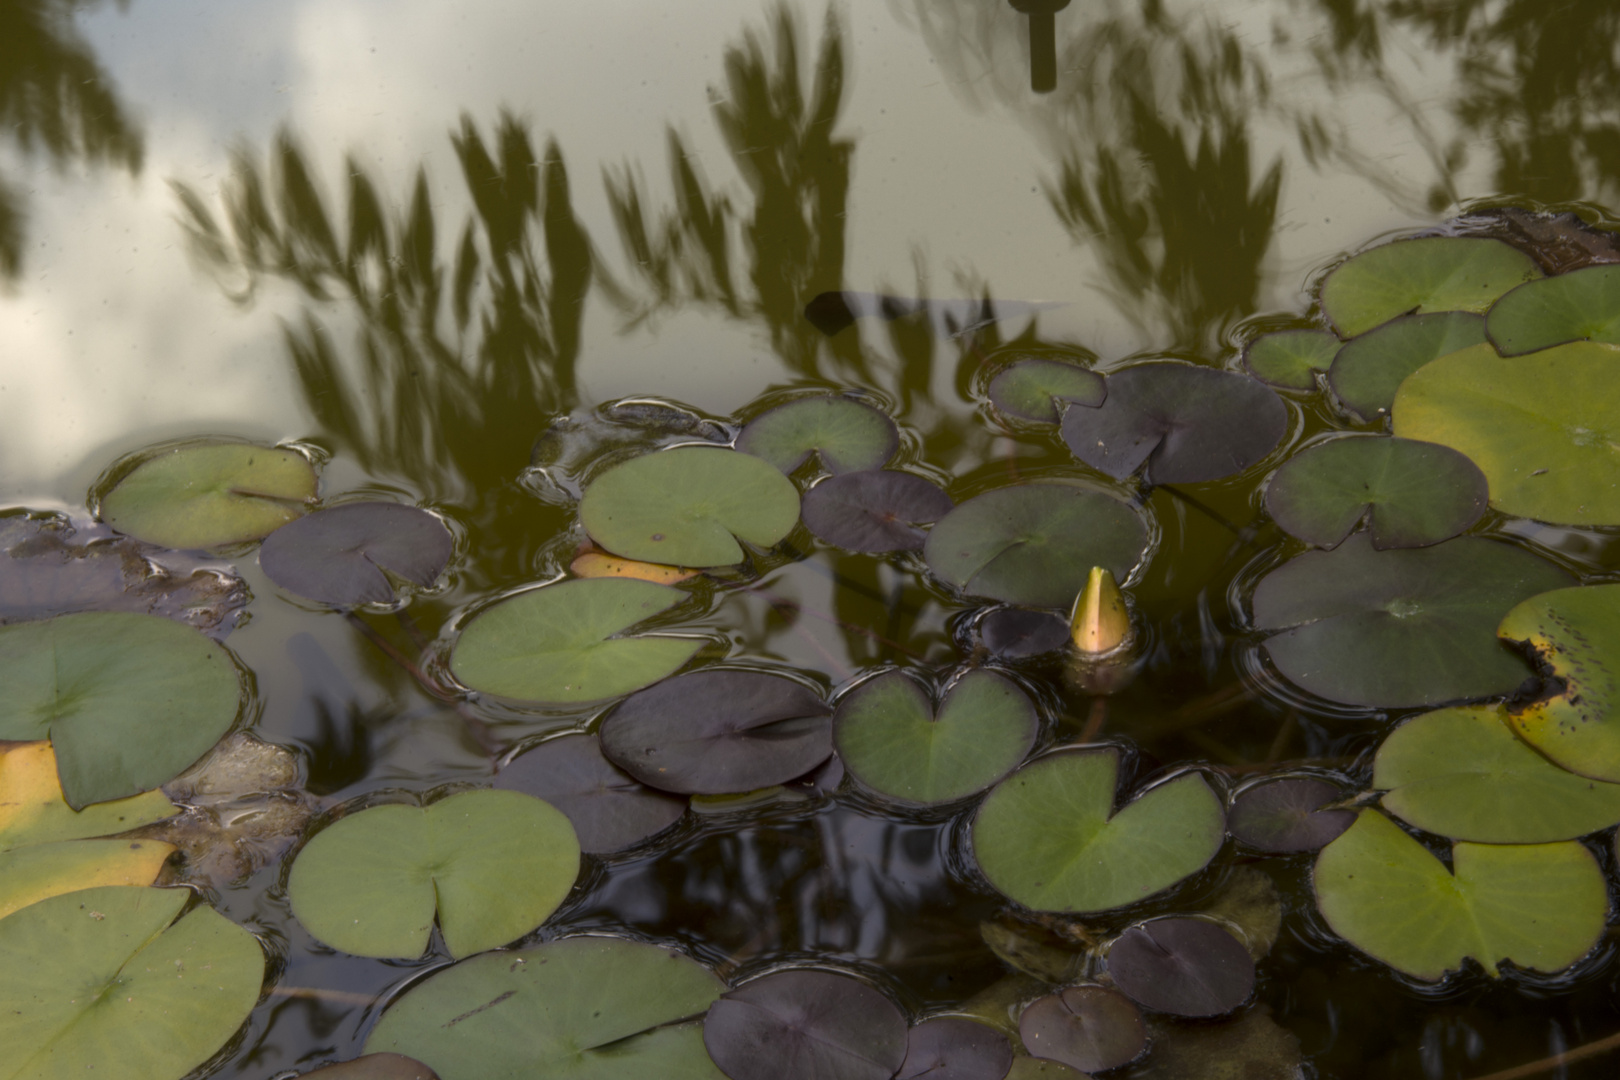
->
[0,0,143,279]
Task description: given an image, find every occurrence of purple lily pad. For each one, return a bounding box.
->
[1019,985,1147,1073]
[1227,777,1354,853]
[496,734,686,854]
[1107,918,1255,1018]
[897,1017,1013,1080]
[259,502,453,607]
[977,608,1070,658]
[802,471,953,553]
[703,969,909,1080]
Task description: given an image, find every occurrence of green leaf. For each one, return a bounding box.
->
[986,357,1107,421]
[1393,341,1620,525]
[0,885,264,1080]
[366,936,726,1080]
[0,742,177,852]
[99,441,316,549]
[1313,810,1606,980]
[735,396,899,473]
[1241,329,1340,390]
[1486,264,1620,355]
[972,748,1224,913]
[0,838,175,920]
[1376,704,1620,842]
[580,447,800,566]
[1262,436,1487,549]
[1326,311,1487,421]
[1498,584,1620,781]
[1320,237,1541,337]
[833,669,1038,805]
[0,613,243,809]
[450,579,702,704]
[287,789,580,959]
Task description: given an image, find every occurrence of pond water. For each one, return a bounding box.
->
[6,2,1620,1079]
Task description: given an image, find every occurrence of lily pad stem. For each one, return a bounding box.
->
[1151,483,1260,547]
[1465,1029,1620,1080]
[342,611,499,757]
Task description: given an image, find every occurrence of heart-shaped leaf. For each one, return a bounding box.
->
[976,608,1070,658]
[1326,311,1487,421]
[1498,583,1620,781]
[99,441,317,549]
[1262,435,1488,549]
[1375,704,1620,842]
[703,969,908,1080]
[972,748,1224,913]
[450,578,702,705]
[581,447,800,567]
[987,357,1107,421]
[801,471,953,552]
[0,612,243,809]
[287,789,580,959]
[1019,985,1146,1073]
[1252,533,1572,708]
[1059,362,1287,484]
[898,1017,1013,1080]
[0,837,175,920]
[0,886,263,1080]
[1313,810,1607,980]
[834,669,1038,805]
[736,396,900,474]
[1226,777,1352,853]
[1320,237,1540,337]
[599,669,832,795]
[0,742,177,852]
[924,484,1149,608]
[1393,341,1620,524]
[1486,264,1620,355]
[1105,918,1255,1018]
[366,936,726,1080]
[259,502,453,606]
[496,734,686,854]
[1241,329,1340,390]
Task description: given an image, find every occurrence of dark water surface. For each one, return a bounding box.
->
[7,2,1620,1078]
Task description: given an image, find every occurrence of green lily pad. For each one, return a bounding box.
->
[1498,584,1620,781]
[1393,341,1620,525]
[0,741,177,852]
[366,935,726,1080]
[1326,312,1488,421]
[450,578,702,705]
[1319,237,1540,337]
[1241,329,1341,390]
[987,357,1107,422]
[1262,435,1487,549]
[580,447,800,566]
[0,612,243,809]
[1313,810,1607,980]
[735,396,899,474]
[98,441,316,549]
[1375,704,1620,842]
[924,484,1149,608]
[287,789,580,959]
[0,838,175,920]
[0,885,264,1080]
[1252,533,1572,708]
[1486,264,1620,355]
[833,669,1038,806]
[972,748,1225,913]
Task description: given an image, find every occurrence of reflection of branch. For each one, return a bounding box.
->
[344,612,498,756]
[1462,1029,1620,1080]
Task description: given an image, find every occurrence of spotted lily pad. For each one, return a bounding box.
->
[366,936,726,1080]
[834,669,1037,806]
[287,789,580,959]
[1251,533,1572,708]
[1326,312,1488,421]
[1019,985,1145,1073]
[450,578,702,705]
[1262,436,1487,549]
[898,1018,1013,1080]
[1486,264,1620,355]
[0,885,263,1080]
[703,969,908,1080]
[98,441,316,549]
[0,742,177,852]
[580,447,801,566]
[0,838,175,920]
[0,612,243,809]
[1241,329,1340,390]
[924,484,1148,608]
[1393,341,1620,525]
[1106,918,1255,1017]
[801,471,953,552]
[496,734,686,854]
[972,748,1224,913]
[1226,778,1352,853]
[1313,810,1607,980]
[736,396,899,474]
[259,502,453,606]
[1498,584,1620,781]
[987,357,1107,422]
[1320,237,1540,337]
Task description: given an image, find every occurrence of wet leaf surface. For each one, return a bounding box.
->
[924,484,1148,608]
[801,470,953,552]
[1313,810,1607,981]
[1325,311,1487,421]
[703,968,908,1080]
[0,742,177,852]
[973,748,1225,913]
[1486,263,1620,355]
[297,1055,441,1079]
[99,441,317,550]
[1106,918,1255,1018]
[1320,237,1540,337]
[287,789,580,959]
[259,502,453,606]
[736,396,900,474]
[1226,778,1352,853]
[496,734,686,854]
[834,669,1037,805]
[1252,533,1572,708]
[1263,436,1487,549]
[366,936,725,1080]
[1019,985,1146,1073]
[987,357,1107,422]
[580,446,801,566]
[977,607,1071,658]
[1241,329,1340,390]
[1059,362,1287,484]
[896,1017,1013,1080]
[600,669,832,795]
[1498,583,1620,781]
[0,837,175,920]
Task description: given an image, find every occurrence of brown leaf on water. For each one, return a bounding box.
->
[570,540,699,584]
[1444,208,1620,275]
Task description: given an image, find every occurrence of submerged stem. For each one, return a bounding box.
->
[1466,1030,1620,1080]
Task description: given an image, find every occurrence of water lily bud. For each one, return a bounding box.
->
[1069,567,1132,655]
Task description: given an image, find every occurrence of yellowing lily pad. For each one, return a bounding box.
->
[0,742,177,852]
[1498,584,1620,781]
[98,441,316,549]
[1320,237,1540,337]
[0,838,175,920]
